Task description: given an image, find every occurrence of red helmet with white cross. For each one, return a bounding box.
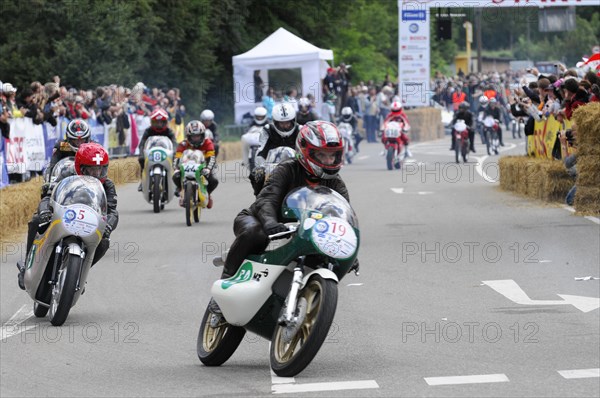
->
[75,143,109,182]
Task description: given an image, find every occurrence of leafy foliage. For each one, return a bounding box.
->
[0,1,598,120]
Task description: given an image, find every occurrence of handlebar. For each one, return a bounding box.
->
[268,224,298,240]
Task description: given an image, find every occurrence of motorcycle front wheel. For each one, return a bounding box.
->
[152,174,161,213]
[49,253,80,326]
[197,305,246,366]
[185,183,194,227]
[455,142,460,164]
[386,147,395,170]
[270,275,338,377]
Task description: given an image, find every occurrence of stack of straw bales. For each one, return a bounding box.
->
[499,156,572,202]
[573,103,600,214]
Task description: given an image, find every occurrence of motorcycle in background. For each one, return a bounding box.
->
[381,121,404,170]
[250,146,296,196]
[512,117,524,139]
[141,136,175,213]
[482,115,500,155]
[337,122,355,164]
[241,125,262,173]
[197,186,360,377]
[453,119,470,164]
[179,149,209,227]
[17,175,108,326]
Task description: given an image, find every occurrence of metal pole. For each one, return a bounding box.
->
[476,8,483,73]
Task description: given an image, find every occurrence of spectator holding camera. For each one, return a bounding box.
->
[558,123,577,206]
[561,78,589,121]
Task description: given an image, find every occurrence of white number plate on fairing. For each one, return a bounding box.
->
[310,217,357,259]
[62,204,99,237]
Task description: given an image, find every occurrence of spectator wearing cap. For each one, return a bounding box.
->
[0,81,10,139]
[2,83,21,117]
[562,78,589,120]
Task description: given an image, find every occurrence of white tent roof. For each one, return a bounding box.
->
[233,27,333,65]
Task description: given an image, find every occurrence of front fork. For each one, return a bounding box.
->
[279,257,305,325]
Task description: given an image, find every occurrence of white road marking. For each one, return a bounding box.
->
[538,260,552,263]
[272,380,379,394]
[483,279,600,313]
[1,305,35,341]
[357,155,369,160]
[424,373,509,386]
[391,188,433,195]
[562,205,600,224]
[574,276,600,281]
[558,368,600,379]
[347,283,363,287]
[270,369,295,385]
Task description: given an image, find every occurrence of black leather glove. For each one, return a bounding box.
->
[38,210,52,226]
[264,222,288,237]
[103,223,113,239]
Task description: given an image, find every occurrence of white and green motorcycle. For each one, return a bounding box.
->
[197,186,360,377]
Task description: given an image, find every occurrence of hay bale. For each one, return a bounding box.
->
[514,157,542,197]
[0,177,44,242]
[108,157,140,184]
[575,144,600,158]
[538,162,573,202]
[574,186,600,215]
[573,102,600,147]
[577,154,600,187]
[499,157,513,190]
[219,141,242,161]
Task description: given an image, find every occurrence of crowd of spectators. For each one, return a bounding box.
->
[0,77,187,142]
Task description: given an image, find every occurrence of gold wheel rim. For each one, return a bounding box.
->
[203,315,227,352]
[273,279,323,364]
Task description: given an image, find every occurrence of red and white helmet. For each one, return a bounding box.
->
[296,121,344,179]
[150,108,169,132]
[391,101,403,113]
[75,143,109,182]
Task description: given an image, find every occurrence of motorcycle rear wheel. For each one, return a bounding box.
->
[270,275,338,377]
[49,253,80,326]
[197,305,246,366]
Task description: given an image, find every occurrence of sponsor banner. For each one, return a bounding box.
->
[527,115,572,158]
[0,138,8,188]
[5,118,46,173]
[398,7,430,107]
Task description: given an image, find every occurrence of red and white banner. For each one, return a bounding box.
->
[5,118,46,173]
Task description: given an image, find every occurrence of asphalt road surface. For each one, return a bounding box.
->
[2,132,599,397]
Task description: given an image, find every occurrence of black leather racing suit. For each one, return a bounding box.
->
[222,159,349,278]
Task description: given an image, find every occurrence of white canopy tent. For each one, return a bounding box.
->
[232,27,333,124]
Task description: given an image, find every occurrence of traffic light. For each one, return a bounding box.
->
[437,18,452,40]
